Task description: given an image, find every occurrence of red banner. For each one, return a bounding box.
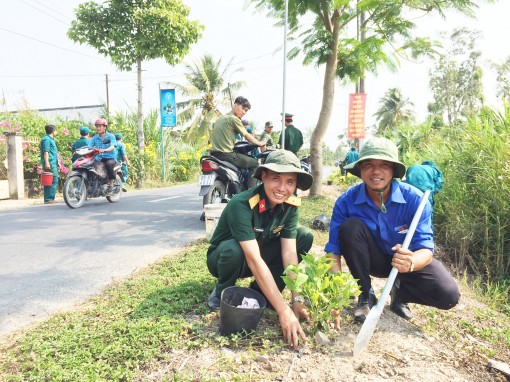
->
[347,93,366,139]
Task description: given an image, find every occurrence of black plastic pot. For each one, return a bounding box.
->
[219,286,266,336]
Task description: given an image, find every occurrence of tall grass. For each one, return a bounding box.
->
[433,105,510,281]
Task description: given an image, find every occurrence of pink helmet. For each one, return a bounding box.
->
[95,118,108,126]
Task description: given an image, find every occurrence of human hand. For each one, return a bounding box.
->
[330,308,341,330]
[291,301,311,322]
[45,163,51,170]
[391,244,414,273]
[278,305,307,350]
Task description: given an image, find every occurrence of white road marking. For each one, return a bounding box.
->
[147,196,183,203]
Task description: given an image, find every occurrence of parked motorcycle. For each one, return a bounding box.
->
[198,142,270,219]
[63,146,124,209]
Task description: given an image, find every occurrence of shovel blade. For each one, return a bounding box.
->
[353,299,385,356]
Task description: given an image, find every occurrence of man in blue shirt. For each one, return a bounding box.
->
[324,137,459,323]
[114,133,130,192]
[88,118,117,194]
[39,124,59,204]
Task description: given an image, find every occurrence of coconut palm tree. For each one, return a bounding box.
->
[169,55,244,142]
[373,88,415,136]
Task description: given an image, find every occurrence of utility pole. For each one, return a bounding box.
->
[105,74,110,117]
[355,3,365,152]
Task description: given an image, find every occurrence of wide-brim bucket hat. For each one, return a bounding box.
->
[344,137,406,179]
[253,150,313,191]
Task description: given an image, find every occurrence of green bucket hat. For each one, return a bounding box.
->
[253,150,313,191]
[344,137,406,179]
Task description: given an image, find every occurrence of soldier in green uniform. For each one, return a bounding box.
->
[206,150,314,348]
[278,113,303,156]
[71,126,91,162]
[39,124,59,204]
[260,121,275,149]
[114,133,130,192]
[210,96,266,188]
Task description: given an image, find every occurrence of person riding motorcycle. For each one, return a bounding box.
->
[210,96,266,188]
[88,118,117,195]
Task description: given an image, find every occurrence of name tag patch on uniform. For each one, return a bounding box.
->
[394,224,409,234]
[273,225,284,234]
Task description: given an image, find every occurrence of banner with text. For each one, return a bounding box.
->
[160,88,176,127]
[347,93,366,139]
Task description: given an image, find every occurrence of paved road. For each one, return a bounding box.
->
[0,184,204,339]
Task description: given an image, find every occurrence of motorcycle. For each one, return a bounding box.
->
[300,155,311,174]
[198,142,270,219]
[63,145,124,209]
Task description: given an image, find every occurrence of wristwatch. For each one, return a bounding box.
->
[292,295,306,304]
[408,258,415,273]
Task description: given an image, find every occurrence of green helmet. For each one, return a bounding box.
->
[344,137,406,179]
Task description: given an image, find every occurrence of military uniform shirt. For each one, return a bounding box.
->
[260,130,274,147]
[208,184,301,253]
[71,137,90,162]
[211,112,248,153]
[40,134,58,167]
[278,124,303,155]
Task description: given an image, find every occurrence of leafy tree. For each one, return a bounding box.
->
[167,55,244,142]
[249,0,478,196]
[429,28,484,126]
[373,87,415,136]
[68,0,203,185]
[491,56,510,100]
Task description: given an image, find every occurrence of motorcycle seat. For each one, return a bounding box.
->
[202,155,240,172]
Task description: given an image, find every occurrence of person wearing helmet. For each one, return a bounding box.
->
[88,118,117,194]
[114,133,130,192]
[71,126,91,162]
[324,137,459,323]
[210,96,266,188]
[206,150,314,349]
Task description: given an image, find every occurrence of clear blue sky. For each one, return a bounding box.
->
[0,0,508,149]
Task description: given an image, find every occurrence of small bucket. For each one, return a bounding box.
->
[41,172,54,186]
[204,203,227,241]
[219,286,266,336]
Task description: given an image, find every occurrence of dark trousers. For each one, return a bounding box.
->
[339,218,459,309]
[207,227,314,299]
[212,151,259,188]
[101,158,116,180]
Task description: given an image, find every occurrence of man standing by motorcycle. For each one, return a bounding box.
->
[40,124,59,204]
[114,133,130,192]
[210,96,266,188]
[260,121,275,149]
[88,118,117,195]
[206,150,314,349]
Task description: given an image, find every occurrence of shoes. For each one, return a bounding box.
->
[44,200,58,204]
[207,288,221,311]
[354,288,377,323]
[390,283,412,320]
[122,187,127,192]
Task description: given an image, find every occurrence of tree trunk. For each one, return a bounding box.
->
[309,20,340,196]
[136,56,145,188]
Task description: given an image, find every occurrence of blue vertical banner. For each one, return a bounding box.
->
[160,88,176,127]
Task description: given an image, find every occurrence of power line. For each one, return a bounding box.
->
[31,0,72,21]
[19,0,67,25]
[0,26,105,61]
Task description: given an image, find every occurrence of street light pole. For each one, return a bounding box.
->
[280,0,289,150]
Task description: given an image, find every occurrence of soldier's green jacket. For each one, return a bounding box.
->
[208,184,302,254]
[211,112,248,153]
[278,124,303,155]
[71,137,89,162]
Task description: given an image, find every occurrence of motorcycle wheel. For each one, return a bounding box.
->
[63,175,87,209]
[106,174,122,203]
[203,179,227,206]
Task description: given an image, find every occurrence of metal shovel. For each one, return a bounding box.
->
[353,190,431,356]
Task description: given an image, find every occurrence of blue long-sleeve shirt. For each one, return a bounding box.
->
[89,132,117,160]
[324,180,434,256]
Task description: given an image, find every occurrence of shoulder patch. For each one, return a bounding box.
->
[285,196,301,207]
[248,194,260,209]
